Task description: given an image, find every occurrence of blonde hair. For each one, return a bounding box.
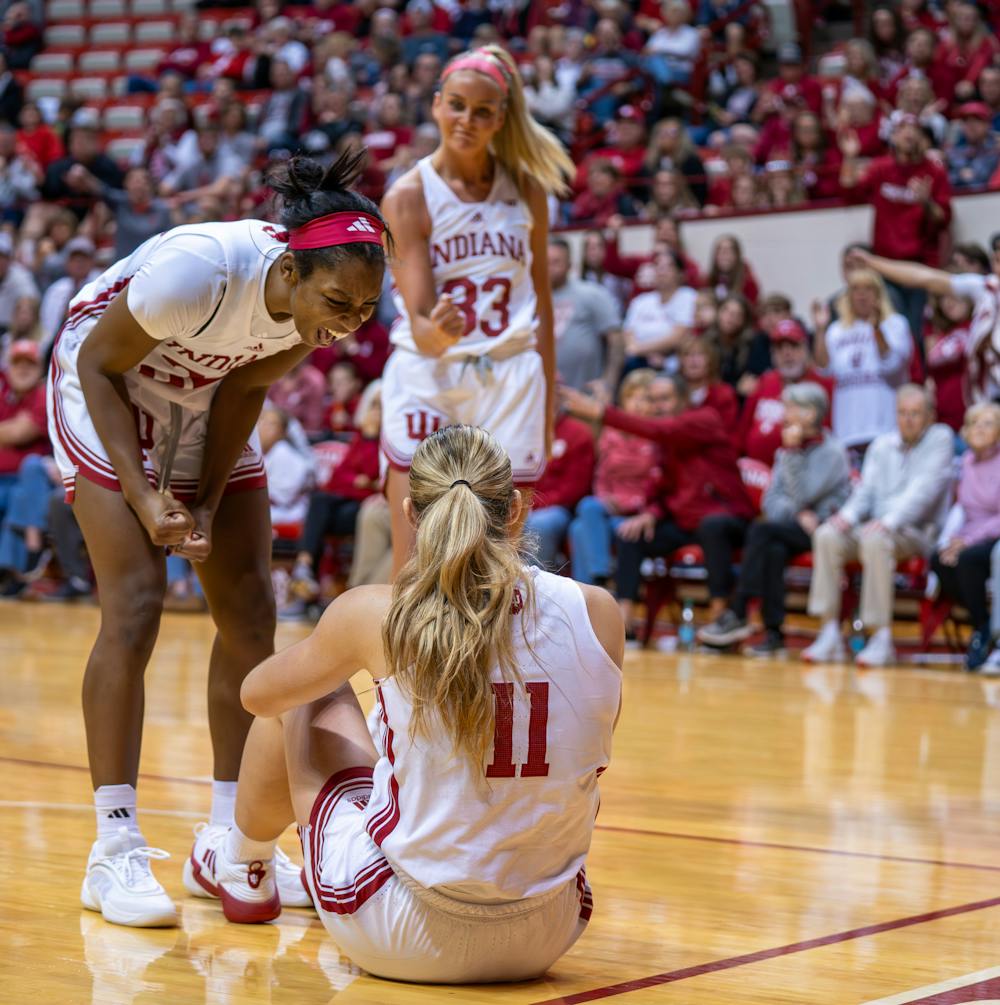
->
[441,45,574,197]
[618,367,656,404]
[835,268,897,326]
[381,425,533,764]
[962,401,1000,437]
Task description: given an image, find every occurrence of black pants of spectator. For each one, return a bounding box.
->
[48,493,90,583]
[616,513,747,602]
[730,519,812,631]
[300,493,362,569]
[930,537,999,630]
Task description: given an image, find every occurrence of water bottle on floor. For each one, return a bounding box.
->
[679,600,696,652]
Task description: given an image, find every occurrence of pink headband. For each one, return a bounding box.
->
[287,211,385,250]
[442,52,509,95]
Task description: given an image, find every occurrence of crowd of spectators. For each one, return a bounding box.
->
[2,0,1000,667]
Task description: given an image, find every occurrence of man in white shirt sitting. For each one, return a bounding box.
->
[803,384,954,667]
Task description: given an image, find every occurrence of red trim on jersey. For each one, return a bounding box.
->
[365,683,402,847]
[576,867,593,922]
[305,766,396,916]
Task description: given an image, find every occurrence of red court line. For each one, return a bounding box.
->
[533,894,1000,1005]
[594,823,1000,874]
[0,755,210,787]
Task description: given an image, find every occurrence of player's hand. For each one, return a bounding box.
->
[425,293,465,355]
[132,489,196,549]
[172,503,214,562]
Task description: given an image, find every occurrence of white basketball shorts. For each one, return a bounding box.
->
[48,316,266,503]
[300,767,592,984]
[380,348,546,485]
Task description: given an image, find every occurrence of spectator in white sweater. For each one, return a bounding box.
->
[258,405,313,528]
[803,384,954,667]
[812,268,912,460]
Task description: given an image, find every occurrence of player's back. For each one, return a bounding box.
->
[364,568,621,904]
[390,156,538,359]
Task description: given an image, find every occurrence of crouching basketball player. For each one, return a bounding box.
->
[186,425,623,983]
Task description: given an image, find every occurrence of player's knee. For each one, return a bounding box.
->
[212,580,276,650]
[103,578,166,653]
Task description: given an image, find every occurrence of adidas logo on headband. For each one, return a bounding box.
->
[346,217,378,234]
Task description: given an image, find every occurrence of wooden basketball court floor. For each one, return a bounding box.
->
[4,602,1000,1005]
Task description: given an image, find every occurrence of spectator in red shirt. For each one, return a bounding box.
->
[739,319,835,464]
[15,102,62,173]
[568,159,640,226]
[678,334,739,428]
[156,12,214,82]
[524,411,596,571]
[574,105,649,194]
[840,112,952,342]
[364,92,413,165]
[909,285,974,432]
[935,0,1000,106]
[1,2,41,71]
[602,214,702,290]
[706,234,760,306]
[787,110,843,200]
[561,372,754,632]
[753,42,824,162]
[324,360,362,438]
[0,339,47,515]
[288,383,383,606]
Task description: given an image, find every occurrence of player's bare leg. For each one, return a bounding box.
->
[73,477,175,927]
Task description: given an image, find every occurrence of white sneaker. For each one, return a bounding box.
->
[856,628,896,667]
[274,845,313,909]
[182,823,281,924]
[801,621,846,663]
[80,827,177,928]
[980,647,1000,676]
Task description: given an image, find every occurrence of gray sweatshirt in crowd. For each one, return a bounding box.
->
[762,433,852,523]
[839,423,955,551]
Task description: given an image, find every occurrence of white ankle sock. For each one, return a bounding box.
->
[210,780,238,828]
[225,822,278,864]
[94,784,141,839]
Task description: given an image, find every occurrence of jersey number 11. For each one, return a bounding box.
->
[486,682,550,778]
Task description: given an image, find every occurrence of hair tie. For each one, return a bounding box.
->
[450,479,471,489]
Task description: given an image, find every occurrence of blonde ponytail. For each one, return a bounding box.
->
[443,45,574,198]
[381,425,533,765]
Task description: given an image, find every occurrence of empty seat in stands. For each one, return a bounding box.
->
[47,0,84,20]
[44,23,86,46]
[90,21,130,44]
[89,0,127,17]
[132,0,169,14]
[79,50,122,73]
[124,48,165,73]
[26,78,69,101]
[134,19,175,42]
[106,136,145,164]
[69,76,109,100]
[103,104,146,130]
[30,51,75,74]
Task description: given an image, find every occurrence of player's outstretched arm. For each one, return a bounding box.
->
[241,584,393,718]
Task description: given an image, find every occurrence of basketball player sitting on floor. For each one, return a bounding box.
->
[185,425,624,984]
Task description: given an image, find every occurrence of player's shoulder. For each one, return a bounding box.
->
[577,583,625,670]
[381,166,430,233]
[315,584,393,657]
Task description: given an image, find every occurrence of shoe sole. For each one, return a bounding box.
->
[698,625,755,648]
[80,876,177,928]
[185,854,282,924]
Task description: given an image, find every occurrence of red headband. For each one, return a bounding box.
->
[287,211,385,251]
[442,53,509,95]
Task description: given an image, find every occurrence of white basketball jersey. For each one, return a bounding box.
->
[363,568,621,904]
[55,220,300,413]
[390,157,537,359]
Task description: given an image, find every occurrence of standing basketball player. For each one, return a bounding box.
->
[185,425,623,982]
[380,45,574,573]
[49,151,390,927]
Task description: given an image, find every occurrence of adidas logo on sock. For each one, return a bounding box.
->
[106,808,131,819]
[346,217,378,234]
